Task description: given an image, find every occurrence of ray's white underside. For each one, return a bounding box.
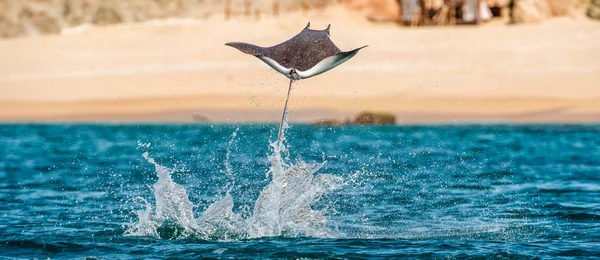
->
[257,51,360,80]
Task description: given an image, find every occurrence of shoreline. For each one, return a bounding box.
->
[2,122,600,126]
[2,94,599,124]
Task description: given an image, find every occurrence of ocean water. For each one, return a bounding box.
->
[1,124,599,259]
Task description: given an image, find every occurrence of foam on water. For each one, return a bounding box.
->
[125,130,343,240]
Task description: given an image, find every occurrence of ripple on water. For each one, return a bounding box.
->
[0,124,599,259]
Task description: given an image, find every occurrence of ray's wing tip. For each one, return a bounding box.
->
[348,45,369,53]
[225,42,252,51]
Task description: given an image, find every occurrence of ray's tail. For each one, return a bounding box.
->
[276,79,294,150]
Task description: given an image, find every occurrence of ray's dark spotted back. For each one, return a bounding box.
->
[264,27,341,71]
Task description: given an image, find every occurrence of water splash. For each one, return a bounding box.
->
[125,132,343,240]
[247,141,343,238]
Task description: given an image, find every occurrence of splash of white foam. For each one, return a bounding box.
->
[125,136,343,240]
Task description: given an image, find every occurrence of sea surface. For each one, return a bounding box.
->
[1,124,599,259]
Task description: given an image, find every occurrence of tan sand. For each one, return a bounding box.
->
[1,7,599,123]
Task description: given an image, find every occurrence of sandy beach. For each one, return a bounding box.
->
[1,7,599,123]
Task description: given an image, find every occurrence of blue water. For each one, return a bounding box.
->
[1,124,599,259]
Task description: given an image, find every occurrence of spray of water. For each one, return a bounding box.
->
[125,128,343,240]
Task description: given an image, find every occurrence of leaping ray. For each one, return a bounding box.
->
[226,23,367,148]
[226,22,367,80]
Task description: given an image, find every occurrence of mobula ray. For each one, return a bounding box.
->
[226,23,367,147]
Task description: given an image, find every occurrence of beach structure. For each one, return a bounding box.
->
[397,0,505,25]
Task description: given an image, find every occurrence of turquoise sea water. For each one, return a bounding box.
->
[1,124,599,259]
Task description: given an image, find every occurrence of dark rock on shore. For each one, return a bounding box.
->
[314,111,396,126]
[354,111,396,125]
